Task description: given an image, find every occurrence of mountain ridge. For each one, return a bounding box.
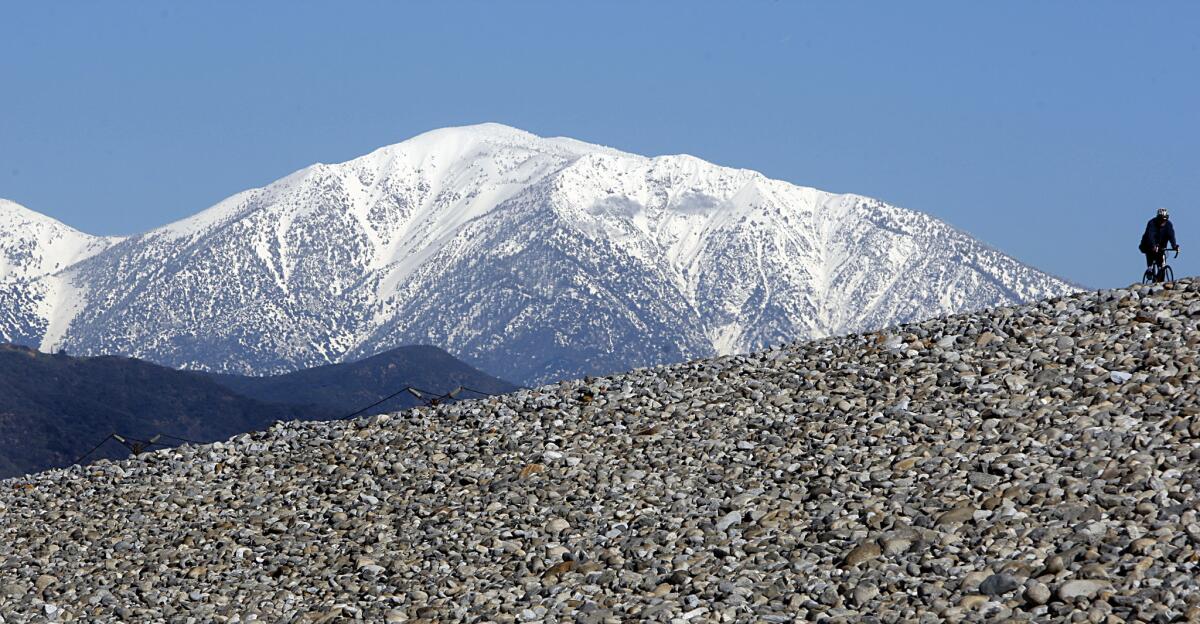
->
[0,123,1076,384]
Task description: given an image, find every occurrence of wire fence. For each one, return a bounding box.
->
[73,432,202,466]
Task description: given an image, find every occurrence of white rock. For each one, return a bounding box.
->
[715,511,742,532]
[545,518,570,535]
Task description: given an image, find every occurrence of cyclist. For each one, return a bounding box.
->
[1140,208,1179,280]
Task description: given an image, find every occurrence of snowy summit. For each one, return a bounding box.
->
[0,124,1074,384]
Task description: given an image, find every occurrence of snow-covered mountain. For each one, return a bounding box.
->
[1,124,1075,384]
[0,199,118,347]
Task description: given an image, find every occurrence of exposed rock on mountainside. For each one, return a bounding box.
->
[0,124,1073,385]
[3,280,1197,622]
[0,344,515,479]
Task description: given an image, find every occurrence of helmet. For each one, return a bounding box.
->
[1157,207,1170,218]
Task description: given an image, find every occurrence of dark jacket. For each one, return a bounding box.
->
[1140,217,1177,253]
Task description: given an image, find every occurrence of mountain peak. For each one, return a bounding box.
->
[1,127,1075,385]
[410,122,541,143]
[0,198,117,283]
[356,123,632,168]
[0,198,71,230]
[146,123,634,243]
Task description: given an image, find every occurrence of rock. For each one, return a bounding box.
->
[1024,581,1051,606]
[665,570,689,586]
[961,570,992,592]
[542,560,574,580]
[818,586,841,606]
[1129,538,1156,555]
[1077,562,1109,580]
[519,463,546,479]
[715,510,742,532]
[881,536,913,555]
[979,573,1021,596]
[852,583,879,606]
[545,518,570,535]
[959,594,989,609]
[34,574,57,593]
[841,541,882,568]
[1057,580,1111,601]
[936,505,975,527]
[968,472,1001,489]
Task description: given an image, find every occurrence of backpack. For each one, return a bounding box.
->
[1139,223,1155,253]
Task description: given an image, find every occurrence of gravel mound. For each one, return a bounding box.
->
[3,280,1200,623]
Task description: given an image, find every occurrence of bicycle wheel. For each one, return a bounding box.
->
[1143,268,1155,285]
[1164,265,1174,283]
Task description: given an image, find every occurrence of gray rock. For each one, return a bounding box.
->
[1024,581,1051,606]
[1,583,27,599]
[852,583,879,606]
[715,510,742,532]
[979,573,1021,596]
[1057,580,1110,601]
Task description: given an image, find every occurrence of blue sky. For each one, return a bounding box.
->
[2,1,1197,288]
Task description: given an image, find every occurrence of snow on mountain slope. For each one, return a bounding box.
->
[1,124,1076,384]
[353,147,1072,382]
[0,199,118,346]
[0,199,115,281]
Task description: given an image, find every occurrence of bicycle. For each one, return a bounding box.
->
[1142,247,1180,284]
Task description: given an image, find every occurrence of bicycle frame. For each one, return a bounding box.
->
[1143,247,1180,284]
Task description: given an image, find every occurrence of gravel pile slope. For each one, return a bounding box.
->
[3,280,1200,623]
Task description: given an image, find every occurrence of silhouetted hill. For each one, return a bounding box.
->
[205,344,519,413]
[0,344,517,478]
[0,344,329,478]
